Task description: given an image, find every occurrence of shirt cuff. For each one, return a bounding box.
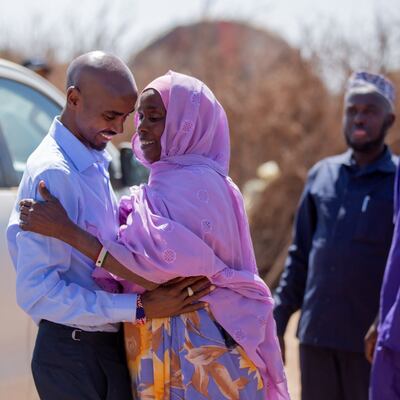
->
[111,293,137,323]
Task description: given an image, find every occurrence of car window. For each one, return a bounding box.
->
[0,78,61,181]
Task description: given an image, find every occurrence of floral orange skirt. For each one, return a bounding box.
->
[124,309,265,399]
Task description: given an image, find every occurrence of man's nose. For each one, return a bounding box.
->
[112,118,125,134]
[354,111,366,125]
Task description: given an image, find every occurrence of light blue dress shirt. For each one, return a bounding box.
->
[7,118,137,332]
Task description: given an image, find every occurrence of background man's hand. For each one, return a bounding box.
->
[141,276,214,319]
[278,335,286,364]
[364,322,378,363]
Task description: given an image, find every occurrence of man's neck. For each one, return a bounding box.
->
[59,112,89,148]
[352,145,385,168]
[60,112,76,136]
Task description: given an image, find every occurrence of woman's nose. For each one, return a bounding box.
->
[137,118,147,133]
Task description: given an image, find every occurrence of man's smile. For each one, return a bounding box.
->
[99,131,116,141]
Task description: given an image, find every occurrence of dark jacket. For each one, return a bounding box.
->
[274,147,398,352]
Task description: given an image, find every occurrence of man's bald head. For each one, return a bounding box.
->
[66,51,137,96]
[61,51,138,151]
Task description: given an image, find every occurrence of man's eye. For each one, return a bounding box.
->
[347,108,356,115]
[104,114,115,121]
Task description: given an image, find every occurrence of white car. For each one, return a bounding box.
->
[0,59,146,399]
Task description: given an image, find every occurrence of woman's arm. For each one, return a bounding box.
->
[19,181,158,290]
[60,222,158,290]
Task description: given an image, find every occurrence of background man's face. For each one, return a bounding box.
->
[343,92,392,153]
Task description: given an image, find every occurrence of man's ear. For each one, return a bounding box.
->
[66,86,80,108]
[384,113,396,130]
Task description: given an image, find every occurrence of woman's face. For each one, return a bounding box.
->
[136,89,166,163]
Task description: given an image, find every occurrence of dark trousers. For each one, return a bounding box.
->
[300,344,370,400]
[31,320,132,400]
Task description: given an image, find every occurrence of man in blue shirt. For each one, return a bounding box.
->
[7,52,212,400]
[273,72,397,400]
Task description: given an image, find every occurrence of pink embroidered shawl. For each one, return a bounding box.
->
[96,71,289,399]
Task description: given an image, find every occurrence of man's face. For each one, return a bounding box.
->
[71,84,137,151]
[343,92,393,153]
[136,89,166,163]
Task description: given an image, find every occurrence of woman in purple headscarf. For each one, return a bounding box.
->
[19,71,289,399]
[370,165,400,400]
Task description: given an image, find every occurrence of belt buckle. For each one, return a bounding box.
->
[71,329,82,341]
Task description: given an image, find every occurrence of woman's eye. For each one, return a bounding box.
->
[149,115,163,122]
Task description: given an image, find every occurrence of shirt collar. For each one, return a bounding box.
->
[49,117,112,172]
[338,146,396,175]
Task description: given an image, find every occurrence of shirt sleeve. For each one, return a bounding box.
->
[7,168,137,327]
[273,166,318,336]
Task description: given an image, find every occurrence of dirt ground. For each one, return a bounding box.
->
[285,311,301,400]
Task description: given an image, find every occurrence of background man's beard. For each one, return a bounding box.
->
[345,127,387,153]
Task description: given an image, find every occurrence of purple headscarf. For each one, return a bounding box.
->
[142,73,171,110]
[377,165,400,351]
[133,70,230,176]
[97,71,289,399]
[370,160,400,399]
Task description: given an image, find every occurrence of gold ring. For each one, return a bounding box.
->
[187,286,194,297]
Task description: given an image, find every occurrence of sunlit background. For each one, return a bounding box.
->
[2,0,400,86]
[1,1,400,398]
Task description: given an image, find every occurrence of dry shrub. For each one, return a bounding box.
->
[249,173,305,286]
[386,71,400,153]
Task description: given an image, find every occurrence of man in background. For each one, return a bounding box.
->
[273,71,397,400]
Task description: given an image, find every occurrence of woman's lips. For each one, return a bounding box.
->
[140,140,155,149]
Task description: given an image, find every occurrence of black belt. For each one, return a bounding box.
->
[40,320,121,345]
